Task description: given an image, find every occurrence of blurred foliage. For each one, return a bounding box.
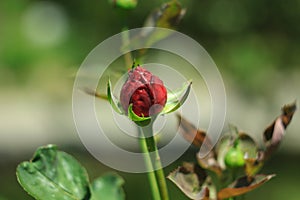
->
[1,0,300,89]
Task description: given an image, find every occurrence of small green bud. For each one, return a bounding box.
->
[224,147,245,168]
[109,0,138,10]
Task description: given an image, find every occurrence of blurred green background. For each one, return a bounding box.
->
[0,0,299,199]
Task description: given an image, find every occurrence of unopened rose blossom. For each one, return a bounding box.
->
[120,66,167,117]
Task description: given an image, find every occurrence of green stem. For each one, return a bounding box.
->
[140,124,170,200]
[139,129,161,200]
[121,26,133,69]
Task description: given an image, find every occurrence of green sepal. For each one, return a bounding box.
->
[107,79,124,114]
[162,81,192,114]
[128,104,151,126]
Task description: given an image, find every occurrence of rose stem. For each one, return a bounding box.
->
[139,123,170,200]
[138,127,162,200]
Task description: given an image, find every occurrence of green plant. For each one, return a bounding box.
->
[17,144,125,200]
[16,1,297,200]
[169,102,296,199]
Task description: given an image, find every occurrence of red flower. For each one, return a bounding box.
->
[120,66,167,117]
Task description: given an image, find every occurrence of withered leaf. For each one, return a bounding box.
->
[138,0,186,51]
[217,174,275,199]
[244,152,264,177]
[176,114,221,175]
[262,102,296,160]
[168,162,210,200]
[197,150,222,177]
[144,0,186,29]
[177,114,211,149]
[82,88,108,100]
[121,1,186,59]
[264,102,296,143]
[281,102,297,127]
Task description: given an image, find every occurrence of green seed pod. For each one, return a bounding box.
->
[109,0,138,10]
[224,147,245,168]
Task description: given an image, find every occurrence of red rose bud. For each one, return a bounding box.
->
[120,66,167,117]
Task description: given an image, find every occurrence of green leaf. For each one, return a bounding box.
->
[16,144,90,200]
[128,104,151,126]
[168,162,210,200]
[107,79,123,114]
[90,173,125,200]
[162,81,192,114]
[217,174,275,199]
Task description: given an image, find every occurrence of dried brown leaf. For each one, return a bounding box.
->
[177,114,211,148]
[168,162,210,200]
[262,102,296,160]
[176,115,222,176]
[144,0,186,29]
[197,151,222,176]
[81,88,108,100]
[244,155,264,177]
[217,174,275,199]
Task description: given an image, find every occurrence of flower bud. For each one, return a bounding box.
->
[224,147,245,168]
[120,66,167,117]
[109,0,138,10]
